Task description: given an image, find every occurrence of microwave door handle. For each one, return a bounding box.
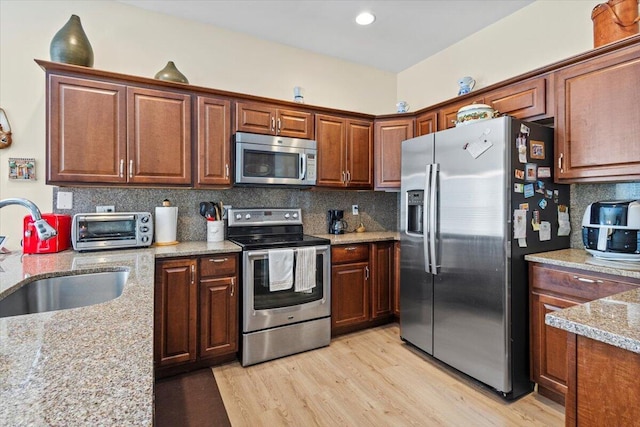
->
[300,153,307,180]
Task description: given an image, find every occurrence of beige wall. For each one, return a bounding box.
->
[0,0,395,249]
[397,0,601,110]
[0,0,605,250]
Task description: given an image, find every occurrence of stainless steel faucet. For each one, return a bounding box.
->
[0,198,58,240]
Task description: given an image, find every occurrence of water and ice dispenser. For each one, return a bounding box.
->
[407,190,424,234]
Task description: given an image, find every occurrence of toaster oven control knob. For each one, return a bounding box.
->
[141,235,149,243]
[140,226,149,233]
[140,215,150,223]
[235,213,242,220]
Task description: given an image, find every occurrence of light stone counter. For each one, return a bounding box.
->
[525,248,640,354]
[0,241,241,426]
[312,231,399,245]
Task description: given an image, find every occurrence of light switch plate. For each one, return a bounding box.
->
[57,192,73,210]
[352,205,359,215]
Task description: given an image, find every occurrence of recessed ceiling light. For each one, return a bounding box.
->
[355,11,376,26]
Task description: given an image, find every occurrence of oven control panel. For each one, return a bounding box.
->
[228,208,302,227]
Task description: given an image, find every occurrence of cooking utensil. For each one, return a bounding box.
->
[199,202,209,218]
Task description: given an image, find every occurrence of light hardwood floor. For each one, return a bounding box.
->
[213,324,564,426]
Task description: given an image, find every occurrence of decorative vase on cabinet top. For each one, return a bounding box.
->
[154,61,189,84]
[49,15,94,67]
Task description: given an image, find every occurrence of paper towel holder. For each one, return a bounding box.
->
[154,199,179,246]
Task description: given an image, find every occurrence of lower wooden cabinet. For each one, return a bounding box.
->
[331,241,397,336]
[155,253,238,375]
[529,262,640,405]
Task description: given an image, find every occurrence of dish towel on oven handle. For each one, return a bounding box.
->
[268,249,294,291]
[295,246,316,293]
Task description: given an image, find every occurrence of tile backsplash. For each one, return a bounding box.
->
[53,181,640,248]
[53,187,399,241]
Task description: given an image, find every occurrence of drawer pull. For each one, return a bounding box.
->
[190,264,195,285]
[573,275,603,284]
[365,266,370,280]
[210,258,228,263]
[344,247,358,251]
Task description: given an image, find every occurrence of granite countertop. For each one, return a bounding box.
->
[525,248,640,354]
[313,231,399,244]
[0,241,241,426]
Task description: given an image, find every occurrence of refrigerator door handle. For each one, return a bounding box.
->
[424,164,432,273]
[429,163,439,275]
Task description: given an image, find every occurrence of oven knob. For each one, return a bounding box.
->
[292,212,298,219]
[245,214,251,220]
[235,213,242,220]
[284,213,290,219]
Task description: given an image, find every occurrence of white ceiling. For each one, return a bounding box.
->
[119,0,535,73]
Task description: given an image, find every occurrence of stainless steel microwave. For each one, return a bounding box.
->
[235,132,317,186]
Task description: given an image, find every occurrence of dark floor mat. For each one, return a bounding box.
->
[155,368,231,427]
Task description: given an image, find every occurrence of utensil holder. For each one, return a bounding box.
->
[207,221,224,243]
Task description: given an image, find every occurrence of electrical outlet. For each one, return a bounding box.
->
[96,205,115,213]
[352,205,359,215]
[56,192,73,210]
[222,205,231,220]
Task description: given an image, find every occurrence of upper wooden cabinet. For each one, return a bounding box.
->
[555,44,640,182]
[235,101,314,139]
[374,117,414,190]
[48,75,191,186]
[316,114,373,189]
[416,110,437,137]
[196,95,232,187]
[438,96,485,131]
[484,75,551,121]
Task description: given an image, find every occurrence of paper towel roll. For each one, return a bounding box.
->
[155,206,178,244]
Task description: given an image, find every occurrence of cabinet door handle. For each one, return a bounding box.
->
[271,117,275,132]
[365,266,370,280]
[346,170,351,183]
[129,159,133,178]
[119,159,124,178]
[341,171,346,183]
[230,277,235,296]
[558,153,564,173]
[191,264,195,285]
[210,258,228,263]
[225,163,229,178]
[573,275,603,284]
[277,118,281,133]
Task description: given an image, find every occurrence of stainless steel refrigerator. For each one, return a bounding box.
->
[400,116,570,400]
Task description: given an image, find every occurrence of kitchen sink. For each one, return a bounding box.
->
[0,270,129,319]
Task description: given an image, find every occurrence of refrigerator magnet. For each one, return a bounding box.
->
[535,180,545,194]
[515,169,525,180]
[539,221,551,241]
[513,209,527,239]
[538,199,548,209]
[525,163,537,181]
[519,203,529,211]
[545,189,553,199]
[558,205,571,236]
[524,184,534,198]
[518,238,527,248]
[531,210,540,231]
[537,166,551,178]
[514,183,524,193]
[516,134,527,163]
[553,190,559,204]
[520,124,530,135]
[530,140,545,159]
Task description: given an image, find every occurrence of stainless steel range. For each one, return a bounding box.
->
[227,207,331,366]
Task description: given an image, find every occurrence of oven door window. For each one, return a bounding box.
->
[78,219,136,242]
[252,252,324,310]
[243,149,300,179]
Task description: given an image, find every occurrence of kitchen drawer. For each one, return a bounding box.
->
[332,244,369,264]
[199,254,237,278]
[530,263,640,302]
